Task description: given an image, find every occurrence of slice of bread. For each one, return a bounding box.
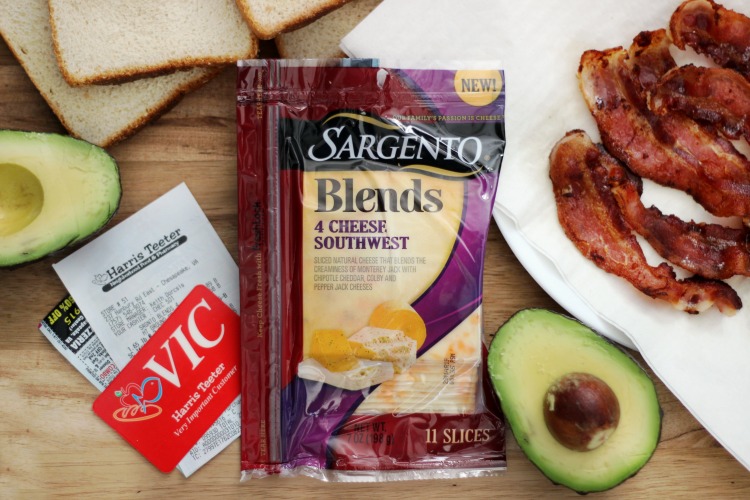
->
[276,0,381,58]
[48,0,258,86]
[235,0,353,40]
[0,0,220,147]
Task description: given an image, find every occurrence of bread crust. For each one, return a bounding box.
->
[274,0,381,59]
[47,0,258,86]
[1,28,222,147]
[90,68,223,148]
[235,0,353,40]
[274,36,346,59]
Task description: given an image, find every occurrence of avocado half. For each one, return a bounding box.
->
[488,309,661,494]
[0,130,121,267]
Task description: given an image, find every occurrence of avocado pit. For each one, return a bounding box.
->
[543,372,620,451]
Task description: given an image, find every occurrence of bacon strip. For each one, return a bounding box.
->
[550,130,741,314]
[652,64,750,142]
[603,149,750,280]
[670,0,750,77]
[578,30,750,218]
[628,30,678,92]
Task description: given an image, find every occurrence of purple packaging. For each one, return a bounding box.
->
[238,59,507,481]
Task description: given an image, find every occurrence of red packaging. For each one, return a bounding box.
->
[237,59,506,481]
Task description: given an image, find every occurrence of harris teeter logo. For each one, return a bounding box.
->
[113,376,164,422]
[91,229,187,291]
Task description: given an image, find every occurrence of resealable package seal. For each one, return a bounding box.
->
[237,59,507,482]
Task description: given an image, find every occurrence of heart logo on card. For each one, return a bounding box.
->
[113,376,164,422]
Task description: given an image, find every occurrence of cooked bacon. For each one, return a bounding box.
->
[578,31,750,218]
[550,129,741,314]
[670,0,750,77]
[603,148,750,279]
[628,30,678,92]
[652,64,750,142]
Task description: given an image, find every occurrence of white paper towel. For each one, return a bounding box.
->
[343,0,750,472]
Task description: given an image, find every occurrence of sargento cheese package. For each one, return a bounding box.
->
[237,59,507,481]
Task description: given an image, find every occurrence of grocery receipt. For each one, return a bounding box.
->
[53,183,240,476]
[53,183,239,367]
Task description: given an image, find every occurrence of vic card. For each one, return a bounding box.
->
[93,285,240,473]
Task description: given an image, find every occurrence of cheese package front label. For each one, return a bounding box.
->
[237,59,507,481]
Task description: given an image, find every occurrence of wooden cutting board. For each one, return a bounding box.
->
[1,39,748,497]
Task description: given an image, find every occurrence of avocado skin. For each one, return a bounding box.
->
[488,308,662,494]
[0,130,122,268]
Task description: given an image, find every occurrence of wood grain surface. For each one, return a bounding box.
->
[1,38,749,498]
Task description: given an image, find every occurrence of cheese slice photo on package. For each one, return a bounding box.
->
[237,59,507,481]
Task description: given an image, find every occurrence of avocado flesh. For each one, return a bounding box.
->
[0,130,121,267]
[488,309,661,494]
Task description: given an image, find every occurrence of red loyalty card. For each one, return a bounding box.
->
[93,285,240,473]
